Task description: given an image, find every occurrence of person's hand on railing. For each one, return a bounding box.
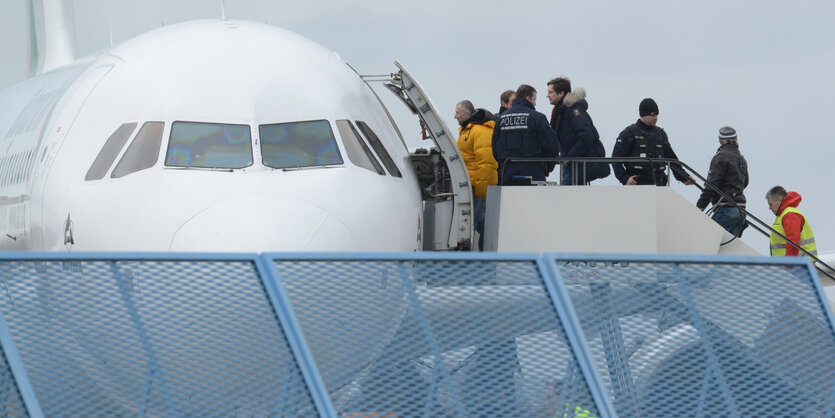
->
[683,177,694,186]
[626,175,638,185]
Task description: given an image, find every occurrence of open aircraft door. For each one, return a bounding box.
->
[382,61,473,250]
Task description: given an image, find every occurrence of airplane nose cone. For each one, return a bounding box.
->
[170,196,407,391]
[170,196,353,252]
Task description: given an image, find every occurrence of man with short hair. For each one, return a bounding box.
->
[454,100,497,251]
[695,126,748,236]
[612,98,692,186]
[492,84,558,185]
[547,77,609,185]
[766,186,817,257]
[498,90,516,115]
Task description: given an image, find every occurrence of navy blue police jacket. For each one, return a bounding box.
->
[491,97,558,185]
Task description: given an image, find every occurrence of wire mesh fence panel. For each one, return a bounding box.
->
[269,254,608,418]
[547,255,835,418]
[0,256,320,417]
[0,325,30,417]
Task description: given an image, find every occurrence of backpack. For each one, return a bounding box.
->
[576,111,610,181]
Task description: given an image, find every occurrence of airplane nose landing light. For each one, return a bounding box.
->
[170,196,353,252]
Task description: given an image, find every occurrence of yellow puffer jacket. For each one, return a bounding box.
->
[457,117,498,198]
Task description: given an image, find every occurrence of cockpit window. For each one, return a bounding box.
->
[86,122,136,181]
[259,120,343,169]
[335,120,384,175]
[165,121,253,169]
[111,121,164,178]
[355,121,402,177]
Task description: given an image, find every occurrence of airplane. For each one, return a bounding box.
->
[0,3,481,413]
[3,2,835,416]
[0,0,473,254]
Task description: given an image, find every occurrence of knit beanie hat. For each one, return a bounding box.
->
[718,126,737,143]
[639,98,659,117]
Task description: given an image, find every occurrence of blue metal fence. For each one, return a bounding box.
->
[0,309,37,417]
[0,252,831,417]
[545,254,835,418]
[0,253,332,417]
[266,253,614,417]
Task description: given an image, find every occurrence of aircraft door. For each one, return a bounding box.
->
[31,64,114,250]
[382,61,473,251]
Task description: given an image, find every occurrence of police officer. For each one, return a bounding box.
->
[612,98,692,186]
[491,84,559,185]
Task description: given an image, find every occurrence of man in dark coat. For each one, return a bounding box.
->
[547,77,609,185]
[497,90,515,115]
[611,98,693,186]
[696,126,749,236]
[491,84,558,185]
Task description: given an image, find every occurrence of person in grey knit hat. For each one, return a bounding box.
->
[696,126,749,237]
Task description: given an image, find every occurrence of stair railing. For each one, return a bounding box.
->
[499,156,835,283]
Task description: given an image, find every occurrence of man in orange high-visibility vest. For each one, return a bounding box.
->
[766,185,817,257]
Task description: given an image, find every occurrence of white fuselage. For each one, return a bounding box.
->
[0,19,423,252]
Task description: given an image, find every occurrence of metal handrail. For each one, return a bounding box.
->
[500,156,685,186]
[669,159,835,284]
[498,156,835,282]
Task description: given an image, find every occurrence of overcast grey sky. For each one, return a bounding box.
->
[2,0,834,254]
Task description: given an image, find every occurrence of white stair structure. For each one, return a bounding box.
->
[484,185,756,255]
[483,184,835,313]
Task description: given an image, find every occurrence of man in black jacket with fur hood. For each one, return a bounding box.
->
[547,77,610,185]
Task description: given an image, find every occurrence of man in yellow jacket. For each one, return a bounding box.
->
[766,185,817,257]
[454,100,498,251]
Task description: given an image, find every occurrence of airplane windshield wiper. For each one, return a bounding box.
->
[165,166,235,172]
[279,165,343,172]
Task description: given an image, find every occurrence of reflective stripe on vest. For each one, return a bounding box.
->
[770,206,817,257]
[626,124,665,176]
[562,402,596,418]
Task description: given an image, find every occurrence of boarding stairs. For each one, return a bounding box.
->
[486,157,835,296]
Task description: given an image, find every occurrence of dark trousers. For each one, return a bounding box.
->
[473,193,486,251]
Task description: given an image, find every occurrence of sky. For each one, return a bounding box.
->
[1,0,834,254]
